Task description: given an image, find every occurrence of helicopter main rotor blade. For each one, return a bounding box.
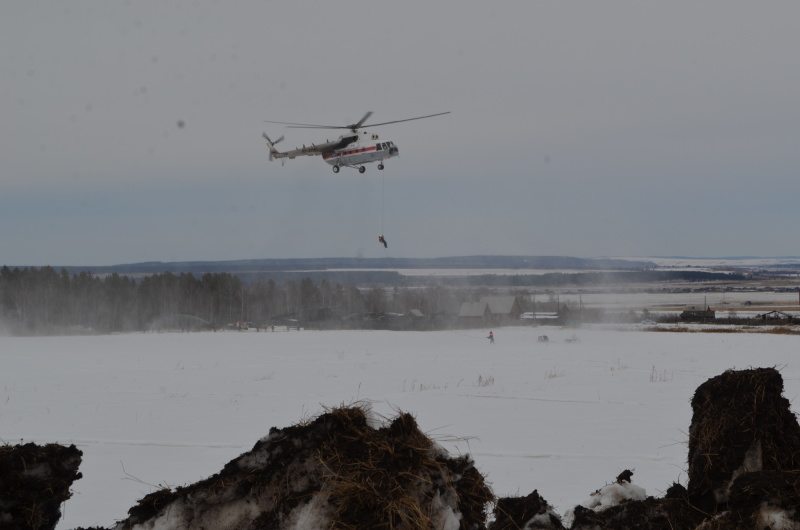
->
[350,111,373,130]
[363,111,451,128]
[263,111,450,130]
[263,119,342,128]
[263,115,372,130]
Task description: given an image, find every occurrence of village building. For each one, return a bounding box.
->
[757,310,797,323]
[457,301,491,326]
[458,296,522,325]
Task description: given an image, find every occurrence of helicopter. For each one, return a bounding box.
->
[262,111,449,173]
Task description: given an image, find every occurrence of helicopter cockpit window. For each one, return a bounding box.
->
[376,143,383,151]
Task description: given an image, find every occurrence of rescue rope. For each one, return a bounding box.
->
[450,329,493,340]
[380,169,392,263]
[381,170,385,235]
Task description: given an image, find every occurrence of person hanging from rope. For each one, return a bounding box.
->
[378,235,388,248]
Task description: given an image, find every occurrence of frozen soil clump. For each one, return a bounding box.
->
[11,367,800,529]
[112,404,493,529]
[490,489,565,529]
[0,442,82,530]
[684,367,800,528]
[563,367,800,529]
[688,367,800,509]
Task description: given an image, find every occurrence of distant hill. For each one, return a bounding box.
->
[50,255,656,276]
[7,256,764,288]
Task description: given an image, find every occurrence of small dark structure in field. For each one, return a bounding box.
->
[0,443,83,530]
[757,310,798,323]
[680,304,716,321]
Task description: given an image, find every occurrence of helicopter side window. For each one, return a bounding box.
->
[376,143,383,151]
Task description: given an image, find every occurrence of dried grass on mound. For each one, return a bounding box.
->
[728,470,800,510]
[687,367,800,511]
[318,407,493,529]
[0,443,82,530]
[114,404,493,530]
[570,496,706,530]
[695,470,800,530]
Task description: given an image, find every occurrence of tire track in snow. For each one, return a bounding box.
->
[7,437,249,450]
[473,452,673,462]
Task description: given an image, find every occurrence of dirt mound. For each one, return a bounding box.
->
[0,442,83,530]
[13,368,800,529]
[490,490,565,529]
[565,367,800,529]
[688,367,800,512]
[565,471,696,530]
[567,479,705,530]
[112,405,493,529]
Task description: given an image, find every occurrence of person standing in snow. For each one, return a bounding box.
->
[488,331,494,344]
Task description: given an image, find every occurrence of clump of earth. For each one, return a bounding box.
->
[7,367,800,529]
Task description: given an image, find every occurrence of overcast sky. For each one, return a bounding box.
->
[3,2,799,266]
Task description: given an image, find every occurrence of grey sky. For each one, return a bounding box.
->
[3,2,799,266]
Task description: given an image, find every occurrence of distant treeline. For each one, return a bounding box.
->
[0,266,455,334]
[433,270,751,287]
[0,265,752,334]
[142,269,751,288]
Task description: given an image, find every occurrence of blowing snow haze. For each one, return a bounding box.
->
[2,2,799,265]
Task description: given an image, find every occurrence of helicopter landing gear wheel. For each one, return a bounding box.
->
[332,165,340,174]
[378,164,384,170]
[358,166,366,174]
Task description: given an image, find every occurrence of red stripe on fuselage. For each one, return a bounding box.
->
[323,145,378,160]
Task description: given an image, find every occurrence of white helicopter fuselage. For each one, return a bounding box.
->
[323,130,399,169]
[264,111,448,173]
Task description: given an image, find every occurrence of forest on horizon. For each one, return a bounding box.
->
[0,265,751,335]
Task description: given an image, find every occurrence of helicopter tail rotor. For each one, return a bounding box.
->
[262,133,284,161]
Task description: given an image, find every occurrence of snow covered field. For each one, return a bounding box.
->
[3,326,800,529]
[627,256,800,270]
[555,290,800,313]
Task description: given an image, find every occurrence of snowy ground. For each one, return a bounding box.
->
[3,326,800,529]
[625,256,800,270]
[546,290,800,311]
